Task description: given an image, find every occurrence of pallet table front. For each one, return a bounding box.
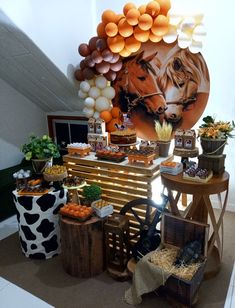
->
[63,153,172,214]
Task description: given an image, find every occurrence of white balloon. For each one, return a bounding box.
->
[80,81,90,92]
[101,86,115,100]
[95,75,108,89]
[83,107,94,118]
[189,40,203,54]
[84,97,95,108]
[89,86,101,99]
[95,96,110,112]
[178,32,192,49]
[78,90,88,99]
[192,24,206,43]
[93,111,100,119]
[163,25,178,44]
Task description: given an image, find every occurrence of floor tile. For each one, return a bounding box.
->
[0,215,18,240]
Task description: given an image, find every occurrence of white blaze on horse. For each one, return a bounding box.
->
[157,45,210,125]
[112,51,167,118]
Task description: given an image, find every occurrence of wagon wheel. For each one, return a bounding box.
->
[119,196,169,255]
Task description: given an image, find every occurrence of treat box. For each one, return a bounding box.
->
[91,199,114,218]
[160,214,209,306]
[160,162,183,175]
[183,170,213,183]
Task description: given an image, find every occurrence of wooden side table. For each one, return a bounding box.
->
[161,172,229,278]
[60,216,105,278]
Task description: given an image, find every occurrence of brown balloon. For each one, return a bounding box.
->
[102,49,113,62]
[109,53,120,64]
[83,67,95,80]
[84,55,95,67]
[96,38,107,51]
[110,60,123,72]
[74,69,84,81]
[104,70,117,81]
[91,50,103,64]
[78,43,91,57]
[88,36,99,51]
[79,59,86,70]
[95,61,111,74]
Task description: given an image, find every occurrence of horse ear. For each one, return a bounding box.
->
[135,51,145,63]
[144,51,158,63]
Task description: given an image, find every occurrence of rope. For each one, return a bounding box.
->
[202,140,227,155]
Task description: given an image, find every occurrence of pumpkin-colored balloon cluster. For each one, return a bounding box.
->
[96,0,171,57]
[163,10,206,54]
[78,76,116,119]
[75,36,123,81]
[100,107,124,132]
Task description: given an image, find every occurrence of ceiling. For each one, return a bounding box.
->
[0,10,82,112]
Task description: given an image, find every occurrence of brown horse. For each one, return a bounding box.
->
[112,51,167,140]
[157,45,210,127]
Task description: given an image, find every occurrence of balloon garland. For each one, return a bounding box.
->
[75,0,206,132]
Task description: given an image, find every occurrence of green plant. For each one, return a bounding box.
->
[82,184,102,203]
[198,116,235,139]
[21,134,60,160]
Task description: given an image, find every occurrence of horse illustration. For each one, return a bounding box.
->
[112,51,167,140]
[157,45,210,127]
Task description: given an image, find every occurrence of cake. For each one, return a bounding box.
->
[110,129,136,145]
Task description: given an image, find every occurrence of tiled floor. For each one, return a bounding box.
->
[0,216,54,308]
[224,262,235,308]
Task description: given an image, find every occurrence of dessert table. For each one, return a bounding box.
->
[12,188,67,259]
[63,152,173,212]
[161,171,229,278]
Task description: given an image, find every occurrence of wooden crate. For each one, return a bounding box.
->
[198,154,226,175]
[161,213,209,306]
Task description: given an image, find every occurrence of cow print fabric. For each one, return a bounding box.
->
[13,189,67,259]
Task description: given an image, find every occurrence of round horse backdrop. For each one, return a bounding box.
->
[112,41,210,140]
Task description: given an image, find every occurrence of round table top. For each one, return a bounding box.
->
[161,171,229,195]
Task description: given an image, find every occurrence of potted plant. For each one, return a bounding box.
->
[82,184,102,205]
[198,116,235,155]
[21,134,60,174]
[155,120,173,157]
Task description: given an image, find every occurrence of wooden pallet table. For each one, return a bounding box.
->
[63,153,172,214]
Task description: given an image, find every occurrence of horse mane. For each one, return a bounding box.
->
[157,48,209,92]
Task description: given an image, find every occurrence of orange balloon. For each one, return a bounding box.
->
[138,5,146,15]
[105,22,118,37]
[123,3,136,16]
[138,14,153,31]
[119,47,132,57]
[102,10,118,24]
[100,110,112,123]
[118,18,133,38]
[116,14,125,23]
[149,31,162,42]
[134,26,150,42]
[111,107,122,118]
[126,8,140,26]
[125,36,141,53]
[152,15,169,36]
[107,35,125,53]
[157,0,171,16]
[146,1,160,17]
[97,22,107,38]
[106,118,121,132]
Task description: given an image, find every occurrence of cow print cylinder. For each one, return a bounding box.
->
[12,189,67,259]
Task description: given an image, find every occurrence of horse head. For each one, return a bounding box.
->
[157,47,209,125]
[112,51,167,116]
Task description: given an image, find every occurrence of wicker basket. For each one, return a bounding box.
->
[43,170,68,182]
[200,138,227,155]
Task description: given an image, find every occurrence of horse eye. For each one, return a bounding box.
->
[173,58,182,71]
[138,76,146,81]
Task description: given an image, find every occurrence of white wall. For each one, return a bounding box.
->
[0,0,235,206]
[0,78,47,169]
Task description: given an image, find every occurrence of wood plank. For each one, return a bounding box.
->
[64,162,152,183]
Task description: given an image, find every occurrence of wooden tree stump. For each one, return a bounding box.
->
[60,216,105,278]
